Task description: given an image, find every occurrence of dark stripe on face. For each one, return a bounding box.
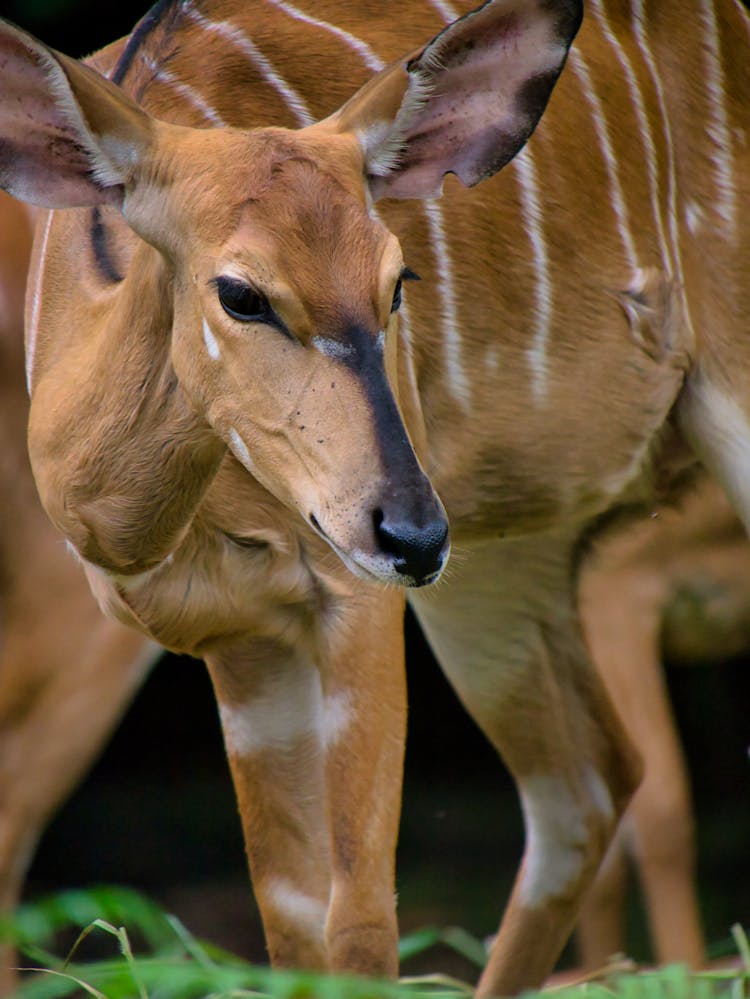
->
[338,324,429,494]
[91,208,123,283]
[111,0,179,85]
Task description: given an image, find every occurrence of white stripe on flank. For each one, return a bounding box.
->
[569,47,639,278]
[186,8,314,126]
[263,0,385,73]
[142,54,227,126]
[513,147,552,403]
[427,0,459,22]
[203,318,221,360]
[588,0,672,275]
[697,0,737,241]
[424,200,471,411]
[631,1,696,345]
[26,210,54,395]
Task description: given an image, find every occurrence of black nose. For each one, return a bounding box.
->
[373,508,449,585]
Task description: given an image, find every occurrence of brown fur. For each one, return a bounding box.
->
[0,189,155,994]
[1,0,749,994]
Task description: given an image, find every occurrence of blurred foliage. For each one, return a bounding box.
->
[2,887,749,999]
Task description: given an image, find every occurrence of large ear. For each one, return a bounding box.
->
[0,19,154,208]
[323,0,582,201]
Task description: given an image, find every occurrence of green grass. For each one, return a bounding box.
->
[2,887,748,999]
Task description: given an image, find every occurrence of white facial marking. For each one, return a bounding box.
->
[311,336,355,361]
[266,879,327,935]
[519,769,612,909]
[203,318,221,360]
[229,428,255,473]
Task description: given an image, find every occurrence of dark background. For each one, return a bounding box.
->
[3,0,750,981]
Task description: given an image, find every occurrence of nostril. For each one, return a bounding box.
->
[372,507,385,541]
[373,507,449,583]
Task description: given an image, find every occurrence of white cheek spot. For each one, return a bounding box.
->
[229,428,255,473]
[311,336,355,361]
[203,318,221,360]
[518,769,612,909]
[376,329,386,353]
[265,879,327,936]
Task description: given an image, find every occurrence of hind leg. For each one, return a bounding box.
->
[0,190,157,992]
[409,532,641,996]
[577,556,703,968]
[0,540,155,991]
[575,831,629,970]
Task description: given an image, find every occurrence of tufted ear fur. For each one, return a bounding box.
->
[0,18,154,208]
[322,0,582,201]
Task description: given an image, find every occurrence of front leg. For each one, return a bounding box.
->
[321,587,406,978]
[204,584,406,977]
[409,532,642,996]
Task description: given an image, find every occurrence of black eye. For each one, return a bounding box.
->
[391,279,403,313]
[216,276,271,322]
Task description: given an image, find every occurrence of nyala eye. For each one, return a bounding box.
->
[216,276,271,322]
